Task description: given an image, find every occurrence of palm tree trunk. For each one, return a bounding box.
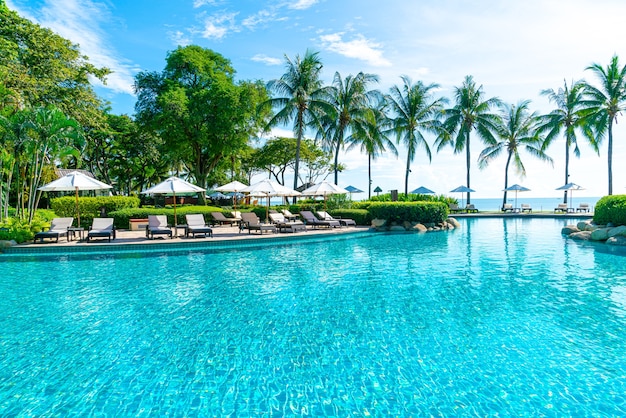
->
[368,154,372,199]
[564,139,570,204]
[293,113,303,204]
[405,153,411,197]
[333,131,343,185]
[465,130,471,204]
[608,119,614,195]
[502,152,512,210]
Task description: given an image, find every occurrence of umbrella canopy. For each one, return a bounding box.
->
[207,191,228,199]
[373,186,383,196]
[215,180,248,210]
[503,184,530,209]
[410,186,436,194]
[345,185,364,193]
[242,179,300,221]
[38,171,112,227]
[556,182,584,208]
[301,181,347,210]
[141,176,205,225]
[450,185,475,208]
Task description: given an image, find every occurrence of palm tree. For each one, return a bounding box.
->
[387,76,445,196]
[321,71,380,185]
[478,100,553,210]
[436,75,500,204]
[346,102,397,199]
[264,49,332,199]
[583,55,626,195]
[538,80,596,203]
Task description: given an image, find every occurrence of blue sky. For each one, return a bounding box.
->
[7,0,626,199]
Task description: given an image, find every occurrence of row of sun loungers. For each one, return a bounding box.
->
[34,217,115,243]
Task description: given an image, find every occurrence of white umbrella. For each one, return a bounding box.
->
[556,182,584,210]
[141,176,205,225]
[215,180,248,210]
[301,180,347,210]
[242,179,301,221]
[503,184,531,210]
[38,171,112,227]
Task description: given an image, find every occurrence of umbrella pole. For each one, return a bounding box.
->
[75,187,80,227]
[173,190,177,225]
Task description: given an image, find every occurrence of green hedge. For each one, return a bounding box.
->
[367,202,448,224]
[51,196,140,228]
[594,195,626,226]
[329,209,370,225]
[109,205,223,229]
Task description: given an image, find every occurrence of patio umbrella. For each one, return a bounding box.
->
[207,191,228,200]
[38,170,112,227]
[450,185,475,208]
[300,181,348,211]
[556,182,584,210]
[242,179,300,221]
[410,186,436,195]
[215,180,248,210]
[503,184,530,210]
[344,185,364,200]
[374,186,383,197]
[141,176,205,225]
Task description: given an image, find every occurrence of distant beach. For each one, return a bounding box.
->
[469,197,601,212]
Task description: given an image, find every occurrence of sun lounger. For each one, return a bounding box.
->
[211,211,239,226]
[281,209,299,221]
[317,211,356,227]
[521,203,532,213]
[576,203,590,213]
[146,215,172,239]
[299,210,340,228]
[87,218,116,242]
[448,203,463,213]
[269,213,306,233]
[34,217,74,243]
[240,212,276,234]
[502,203,514,213]
[185,214,213,238]
[554,203,572,213]
[465,204,479,213]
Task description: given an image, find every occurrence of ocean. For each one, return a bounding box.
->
[468,196,601,212]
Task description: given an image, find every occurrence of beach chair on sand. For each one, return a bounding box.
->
[576,203,590,213]
[299,211,340,229]
[317,211,356,227]
[269,213,306,233]
[185,214,213,238]
[240,212,276,234]
[34,217,74,243]
[146,215,172,239]
[211,211,239,226]
[87,218,116,242]
[521,203,532,213]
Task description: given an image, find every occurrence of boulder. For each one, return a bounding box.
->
[446,218,461,228]
[371,218,386,227]
[413,223,427,233]
[607,236,626,246]
[569,231,591,240]
[561,225,580,235]
[0,240,15,249]
[577,221,592,231]
[590,228,610,241]
[608,225,626,238]
[389,225,406,232]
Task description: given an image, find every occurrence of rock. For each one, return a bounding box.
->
[0,240,15,249]
[403,221,413,230]
[561,225,580,235]
[389,225,406,232]
[577,221,592,231]
[590,228,610,241]
[569,231,591,240]
[371,218,386,227]
[608,225,626,238]
[447,218,461,228]
[413,223,427,233]
[607,236,626,246]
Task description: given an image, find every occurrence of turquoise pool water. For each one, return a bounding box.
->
[1,218,626,415]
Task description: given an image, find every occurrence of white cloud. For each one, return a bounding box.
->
[251,54,283,66]
[201,12,238,40]
[288,0,318,10]
[319,32,391,67]
[168,30,192,47]
[193,0,219,8]
[242,9,274,29]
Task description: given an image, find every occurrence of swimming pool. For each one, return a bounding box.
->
[1,218,625,415]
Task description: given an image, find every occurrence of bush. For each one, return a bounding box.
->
[328,209,370,225]
[51,196,140,228]
[594,195,626,226]
[109,205,223,229]
[0,216,50,244]
[367,202,448,224]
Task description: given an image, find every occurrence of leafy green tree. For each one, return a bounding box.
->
[436,75,500,204]
[583,55,626,195]
[347,102,397,199]
[0,3,108,126]
[321,71,379,184]
[478,101,553,210]
[134,46,269,195]
[387,76,445,196]
[538,80,596,203]
[264,50,333,199]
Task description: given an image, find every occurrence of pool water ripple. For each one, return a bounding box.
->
[1,218,626,415]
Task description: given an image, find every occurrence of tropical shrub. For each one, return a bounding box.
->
[594,195,626,226]
[51,196,140,227]
[367,202,448,224]
[0,216,50,243]
[369,193,457,205]
[109,205,222,229]
[329,209,370,225]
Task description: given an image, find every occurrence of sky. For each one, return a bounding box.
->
[6,0,626,199]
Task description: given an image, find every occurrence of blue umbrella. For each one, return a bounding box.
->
[410,186,435,194]
[503,184,530,209]
[450,185,475,208]
[208,191,228,199]
[345,185,364,193]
